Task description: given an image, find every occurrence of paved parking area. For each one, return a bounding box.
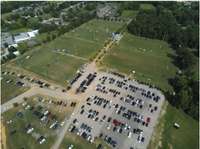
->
[67,68,165,149]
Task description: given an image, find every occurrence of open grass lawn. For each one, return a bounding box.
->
[121,10,138,18]
[10,28,32,34]
[148,103,199,149]
[3,102,55,149]
[140,4,156,10]
[161,104,199,149]
[102,33,178,91]
[14,45,85,86]
[1,73,29,104]
[60,132,110,149]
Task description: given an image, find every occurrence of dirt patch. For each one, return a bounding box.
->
[147,101,168,149]
[1,121,7,149]
[168,143,173,149]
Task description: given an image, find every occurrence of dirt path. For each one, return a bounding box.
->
[147,101,168,149]
[1,121,7,149]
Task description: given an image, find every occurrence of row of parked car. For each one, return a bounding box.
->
[76,72,97,93]
[68,123,94,143]
[2,70,51,88]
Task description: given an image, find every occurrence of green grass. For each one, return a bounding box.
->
[47,35,102,59]
[14,45,85,86]
[60,132,110,149]
[102,32,178,91]
[10,28,31,34]
[3,102,56,149]
[140,4,155,10]
[13,19,123,85]
[17,19,123,59]
[1,74,29,104]
[160,104,199,149]
[121,10,138,18]
[67,19,124,44]
[1,12,12,20]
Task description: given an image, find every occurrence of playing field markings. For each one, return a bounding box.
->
[52,51,88,61]
[64,35,103,46]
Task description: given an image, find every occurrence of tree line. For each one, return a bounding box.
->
[127,2,199,120]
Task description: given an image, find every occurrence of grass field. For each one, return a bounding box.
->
[60,132,110,149]
[13,19,123,85]
[121,10,138,18]
[102,32,178,91]
[1,73,29,104]
[2,96,75,149]
[149,103,199,149]
[14,45,85,86]
[49,19,124,58]
[3,102,55,149]
[140,4,155,10]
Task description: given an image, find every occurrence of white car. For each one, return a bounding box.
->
[60,121,65,126]
[43,110,49,116]
[39,138,46,144]
[128,132,132,138]
[25,105,30,110]
[27,128,34,134]
[68,144,74,149]
[22,102,27,107]
[107,124,111,130]
[49,121,58,129]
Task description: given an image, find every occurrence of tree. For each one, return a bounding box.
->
[46,35,51,41]
[176,48,196,69]
[18,42,29,54]
[177,88,191,110]
[3,42,9,48]
[8,46,17,53]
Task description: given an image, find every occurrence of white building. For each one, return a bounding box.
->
[14,30,39,44]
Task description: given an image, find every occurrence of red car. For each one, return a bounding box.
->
[146,117,151,123]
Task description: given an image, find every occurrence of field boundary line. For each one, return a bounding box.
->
[52,51,88,61]
[63,35,103,46]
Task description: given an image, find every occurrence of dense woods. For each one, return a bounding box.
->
[127,2,199,120]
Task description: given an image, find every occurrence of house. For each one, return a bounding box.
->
[14,33,31,43]
[96,4,118,18]
[42,18,61,25]
[1,33,17,49]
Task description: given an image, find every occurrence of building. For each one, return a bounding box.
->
[1,33,17,49]
[14,30,39,44]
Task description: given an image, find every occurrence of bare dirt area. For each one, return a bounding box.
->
[147,100,168,149]
[1,121,7,149]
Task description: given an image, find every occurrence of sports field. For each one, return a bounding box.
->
[47,19,124,58]
[13,19,123,86]
[14,46,85,86]
[102,32,178,91]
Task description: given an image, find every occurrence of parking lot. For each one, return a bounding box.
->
[67,68,164,149]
